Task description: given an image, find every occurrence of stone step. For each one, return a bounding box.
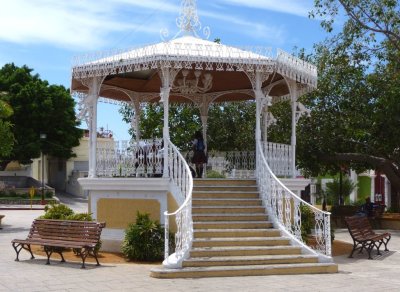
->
[194,228,281,238]
[182,254,319,267]
[150,263,338,278]
[192,237,290,248]
[189,246,301,257]
[192,191,260,199]
[193,221,273,229]
[193,214,267,222]
[193,186,258,192]
[192,206,265,214]
[192,198,262,206]
[194,179,257,186]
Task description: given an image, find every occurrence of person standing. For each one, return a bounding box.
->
[191,131,207,178]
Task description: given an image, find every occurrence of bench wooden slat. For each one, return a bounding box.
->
[11,219,105,268]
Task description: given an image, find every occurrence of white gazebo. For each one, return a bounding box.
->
[71,0,332,270]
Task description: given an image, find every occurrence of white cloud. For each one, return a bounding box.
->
[217,0,313,17]
[201,10,286,44]
[0,0,178,50]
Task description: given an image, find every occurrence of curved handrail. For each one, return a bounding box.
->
[162,138,193,268]
[256,141,332,259]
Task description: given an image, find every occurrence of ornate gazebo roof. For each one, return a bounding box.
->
[71,2,317,106]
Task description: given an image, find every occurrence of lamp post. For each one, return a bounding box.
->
[40,133,47,205]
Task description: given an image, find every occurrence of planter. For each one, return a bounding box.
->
[0,198,58,205]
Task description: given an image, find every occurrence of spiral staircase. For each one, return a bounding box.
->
[150,179,338,278]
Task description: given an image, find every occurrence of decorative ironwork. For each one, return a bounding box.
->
[185,144,292,178]
[96,139,163,177]
[71,42,317,89]
[163,138,193,268]
[256,141,332,258]
[171,69,213,94]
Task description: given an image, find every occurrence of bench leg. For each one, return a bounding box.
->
[12,243,35,261]
[366,242,374,259]
[44,246,53,265]
[382,235,391,251]
[79,248,89,269]
[92,250,100,266]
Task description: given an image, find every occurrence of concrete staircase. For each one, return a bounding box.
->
[150,179,338,278]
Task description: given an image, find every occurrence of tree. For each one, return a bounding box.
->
[119,101,256,151]
[0,98,14,157]
[324,176,357,206]
[0,63,82,169]
[207,102,255,151]
[287,1,400,208]
[119,104,201,150]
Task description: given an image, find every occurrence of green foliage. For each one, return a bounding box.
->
[0,99,14,157]
[206,170,225,178]
[119,104,200,150]
[0,63,82,169]
[39,204,94,221]
[207,102,255,151]
[300,204,314,242]
[39,203,74,219]
[268,1,400,207]
[325,176,356,206]
[0,191,54,199]
[119,101,256,151]
[122,212,173,262]
[66,212,94,221]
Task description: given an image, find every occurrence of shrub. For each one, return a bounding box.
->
[206,170,225,178]
[39,203,74,219]
[300,204,314,242]
[66,212,93,221]
[122,212,173,262]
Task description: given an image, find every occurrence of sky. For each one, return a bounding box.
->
[0,0,332,141]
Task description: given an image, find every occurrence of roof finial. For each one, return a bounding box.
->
[177,0,201,35]
[160,0,210,41]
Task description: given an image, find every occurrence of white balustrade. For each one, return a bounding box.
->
[204,143,292,178]
[96,139,163,177]
[256,141,332,258]
[163,139,193,268]
[262,142,292,177]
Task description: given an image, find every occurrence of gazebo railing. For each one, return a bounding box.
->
[96,139,163,177]
[96,140,293,178]
[163,138,193,268]
[256,141,332,259]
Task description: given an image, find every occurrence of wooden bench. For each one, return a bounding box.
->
[0,215,4,229]
[11,219,105,268]
[345,216,391,259]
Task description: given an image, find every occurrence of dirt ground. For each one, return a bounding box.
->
[31,240,352,265]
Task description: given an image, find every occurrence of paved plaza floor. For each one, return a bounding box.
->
[1,196,400,291]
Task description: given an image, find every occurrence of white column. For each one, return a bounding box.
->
[385,178,391,208]
[289,80,298,178]
[88,101,97,178]
[160,68,172,178]
[162,87,170,178]
[370,171,376,201]
[201,115,208,151]
[130,101,141,142]
[87,77,102,178]
[350,169,358,203]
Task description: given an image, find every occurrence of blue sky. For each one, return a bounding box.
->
[0,0,331,141]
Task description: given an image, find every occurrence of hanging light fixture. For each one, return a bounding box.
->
[171,69,213,94]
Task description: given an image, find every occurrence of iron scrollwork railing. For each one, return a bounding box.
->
[256,141,332,258]
[262,142,292,177]
[163,138,193,268]
[96,139,163,177]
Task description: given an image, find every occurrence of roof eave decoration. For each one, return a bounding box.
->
[72,42,317,88]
